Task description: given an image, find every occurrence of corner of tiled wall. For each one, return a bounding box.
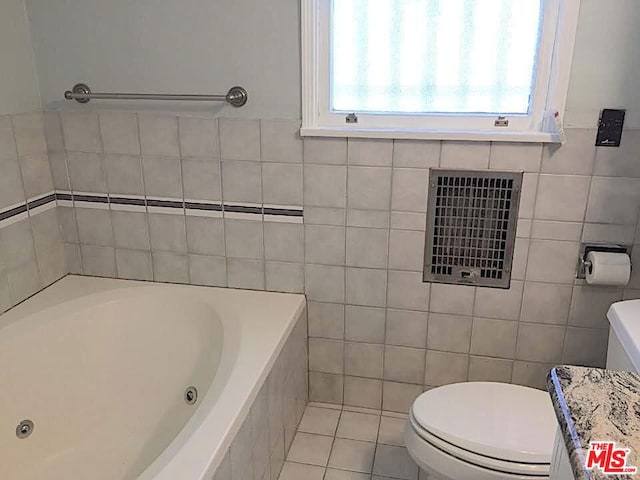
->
[0,111,66,315]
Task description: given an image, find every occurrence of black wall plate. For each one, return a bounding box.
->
[595,109,626,147]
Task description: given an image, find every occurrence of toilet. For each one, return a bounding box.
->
[405,299,640,480]
[405,382,557,480]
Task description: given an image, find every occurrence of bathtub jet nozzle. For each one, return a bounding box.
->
[16,420,34,439]
[185,387,198,405]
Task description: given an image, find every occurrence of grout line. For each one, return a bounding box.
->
[341,140,349,407]
[175,115,192,285]
[301,128,311,405]
[510,164,542,381]
[95,112,119,279]
[371,405,383,479]
[321,408,343,478]
[380,139,396,410]
[217,118,230,288]
[136,112,156,282]
[558,140,599,365]
[58,112,84,274]
[258,119,267,291]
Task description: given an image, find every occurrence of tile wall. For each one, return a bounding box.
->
[47,110,640,412]
[0,112,66,314]
[212,306,308,480]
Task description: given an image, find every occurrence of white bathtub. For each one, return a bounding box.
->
[0,276,307,480]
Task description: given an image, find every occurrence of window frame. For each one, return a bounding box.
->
[301,0,581,143]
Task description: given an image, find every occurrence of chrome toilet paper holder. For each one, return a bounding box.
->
[576,243,631,279]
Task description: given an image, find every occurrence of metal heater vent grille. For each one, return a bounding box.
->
[423,169,522,289]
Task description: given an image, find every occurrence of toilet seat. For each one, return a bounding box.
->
[409,412,550,476]
[406,382,557,480]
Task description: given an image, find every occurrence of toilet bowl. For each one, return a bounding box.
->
[405,382,557,480]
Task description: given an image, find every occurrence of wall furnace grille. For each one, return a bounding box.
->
[423,169,522,289]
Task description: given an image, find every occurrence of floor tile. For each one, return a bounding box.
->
[381,410,408,419]
[328,438,376,473]
[324,468,371,480]
[283,402,427,480]
[287,432,334,466]
[336,410,381,442]
[299,406,341,436]
[308,401,343,410]
[343,404,383,416]
[373,444,419,480]
[278,461,325,480]
[378,416,407,447]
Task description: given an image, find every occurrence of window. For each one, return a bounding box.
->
[301,0,580,142]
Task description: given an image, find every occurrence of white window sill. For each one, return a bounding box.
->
[300,127,561,144]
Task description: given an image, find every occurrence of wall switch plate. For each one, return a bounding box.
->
[595,108,626,147]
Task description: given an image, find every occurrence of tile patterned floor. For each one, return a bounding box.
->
[278,403,428,480]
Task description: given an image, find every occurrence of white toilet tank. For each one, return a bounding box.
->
[606,299,640,372]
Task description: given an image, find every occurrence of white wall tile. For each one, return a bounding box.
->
[304,164,347,207]
[345,305,386,343]
[346,268,387,307]
[424,351,468,386]
[525,239,580,284]
[534,174,591,222]
[470,317,518,359]
[541,129,597,175]
[489,142,542,172]
[586,176,640,224]
[219,118,260,161]
[440,141,490,169]
[178,116,218,158]
[593,129,640,178]
[304,137,347,165]
[138,114,179,157]
[62,112,102,153]
[346,227,389,269]
[348,138,393,166]
[100,112,140,155]
[347,166,392,210]
[392,140,440,168]
[515,323,565,363]
[261,119,303,164]
[391,168,429,213]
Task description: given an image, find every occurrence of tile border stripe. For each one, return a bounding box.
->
[0,191,305,226]
[263,207,304,217]
[224,205,263,215]
[28,193,57,210]
[146,199,184,209]
[110,196,147,207]
[0,203,29,222]
[73,194,109,204]
[55,192,73,202]
[185,202,223,212]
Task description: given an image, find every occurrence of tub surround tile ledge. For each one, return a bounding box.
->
[546,365,640,480]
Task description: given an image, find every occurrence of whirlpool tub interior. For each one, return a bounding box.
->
[0,276,308,480]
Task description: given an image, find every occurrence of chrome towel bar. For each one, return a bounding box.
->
[64,83,248,107]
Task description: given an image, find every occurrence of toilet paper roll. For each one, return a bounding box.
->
[585,251,631,286]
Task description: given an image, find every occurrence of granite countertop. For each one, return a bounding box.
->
[547,366,640,480]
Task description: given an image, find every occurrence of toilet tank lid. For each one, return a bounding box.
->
[608,300,640,370]
[411,382,557,464]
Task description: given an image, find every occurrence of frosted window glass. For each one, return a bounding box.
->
[331,0,542,115]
